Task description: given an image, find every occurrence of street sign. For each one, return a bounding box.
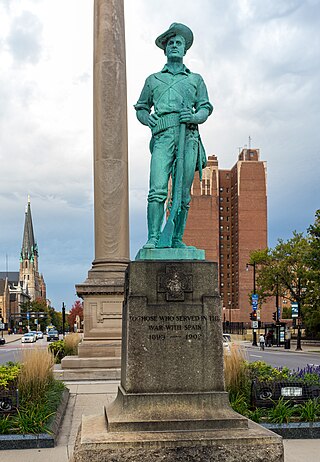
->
[0,323,5,330]
[26,312,30,320]
[291,303,299,318]
[252,294,258,311]
[252,321,258,329]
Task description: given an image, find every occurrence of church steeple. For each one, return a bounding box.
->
[19,197,45,302]
[20,196,38,262]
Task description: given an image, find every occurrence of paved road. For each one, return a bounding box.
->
[0,337,49,365]
[245,345,320,370]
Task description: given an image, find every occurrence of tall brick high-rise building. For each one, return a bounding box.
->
[184,148,273,323]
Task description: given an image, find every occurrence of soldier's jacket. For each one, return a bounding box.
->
[134,64,213,178]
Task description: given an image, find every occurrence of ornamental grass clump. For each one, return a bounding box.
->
[224,344,249,400]
[64,333,80,356]
[18,348,54,402]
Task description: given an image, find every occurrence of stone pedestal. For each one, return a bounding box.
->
[72,261,284,461]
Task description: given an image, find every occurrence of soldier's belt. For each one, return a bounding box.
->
[151,113,180,136]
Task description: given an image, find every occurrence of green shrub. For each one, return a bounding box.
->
[0,415,13,434]
[267,398,297,424]
[247,407,266,423]
[247,361,290,382]
[0,377,65,435]
[297,399,320,422]
[11,404,55,434]
[48,334,81,363]
[230,392,249,416]
[0,364,20,389]
[48,340,65,363]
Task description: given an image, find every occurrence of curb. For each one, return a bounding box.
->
[0,388,70,450]
[262,421,320,439]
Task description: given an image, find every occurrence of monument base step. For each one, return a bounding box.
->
[61,356,121,369]
[106,386,247,432]
[54,365,121,381]
[71,414,284,462]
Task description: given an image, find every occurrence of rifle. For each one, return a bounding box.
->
[157,122,186,248]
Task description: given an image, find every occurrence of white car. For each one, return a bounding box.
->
[36,331,44,339]
[21,333,36,343]
[30,331,38,340]
[223,333,231,354]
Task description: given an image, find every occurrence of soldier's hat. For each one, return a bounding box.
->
[155,23,194,51]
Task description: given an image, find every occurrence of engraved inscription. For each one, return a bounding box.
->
[129,314,221,343]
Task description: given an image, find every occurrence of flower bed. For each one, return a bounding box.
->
[0,349,68,448]
[225,346,320,426]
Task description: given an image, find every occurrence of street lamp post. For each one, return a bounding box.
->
[275,276,280,347]
[62,302,66,339]
[296,278,302,351]
[246,262,258,346]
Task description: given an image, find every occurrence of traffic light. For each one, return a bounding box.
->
[272,311,277,321]
[250,311,257,321]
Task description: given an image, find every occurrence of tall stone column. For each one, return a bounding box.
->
[91,0,129,275]
[61,0,129,378]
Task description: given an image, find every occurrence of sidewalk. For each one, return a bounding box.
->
[240,339,320,353]
[1,333,23,344]
[1,379,320,462]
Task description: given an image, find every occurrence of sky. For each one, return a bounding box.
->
[0,0,319,311]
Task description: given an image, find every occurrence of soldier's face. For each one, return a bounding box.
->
[165,35,186,59]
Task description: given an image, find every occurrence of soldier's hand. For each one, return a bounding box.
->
[179,110,195,124]
[148,113,159,128]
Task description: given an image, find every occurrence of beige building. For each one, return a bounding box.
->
[0,278,10,324]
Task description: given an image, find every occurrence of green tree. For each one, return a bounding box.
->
[250,232,310,350]
[20,298,50,332]
[48,306,63,332]
[303,210,320,337]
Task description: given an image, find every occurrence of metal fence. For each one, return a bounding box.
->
[251,380,320,408]
[0,381,19,414]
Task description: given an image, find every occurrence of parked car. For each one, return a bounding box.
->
[47,330,59,342]
[21,333,37,343]
[0,337,5,346]
[30,331,38,340]
[223,333,231,354]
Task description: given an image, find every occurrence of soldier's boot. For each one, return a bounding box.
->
[143,202,164,249]
[172,208,196,249]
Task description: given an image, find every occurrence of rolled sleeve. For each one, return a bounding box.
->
[195,75,213,115]
[134,77,153,113]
